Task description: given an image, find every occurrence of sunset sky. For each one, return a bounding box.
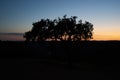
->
[0,0,120,41]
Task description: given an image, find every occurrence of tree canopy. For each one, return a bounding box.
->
[23,15,94,42]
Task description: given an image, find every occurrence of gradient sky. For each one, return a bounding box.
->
[0,0,120,40]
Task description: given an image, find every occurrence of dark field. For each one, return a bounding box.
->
[0,41,120,80]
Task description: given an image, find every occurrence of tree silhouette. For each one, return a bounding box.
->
[23,15,94,42]
[23,31,32,42]
[82,21,94,40]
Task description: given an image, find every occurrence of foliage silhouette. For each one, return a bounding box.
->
[23,31,32,42]
[24,15,94,42]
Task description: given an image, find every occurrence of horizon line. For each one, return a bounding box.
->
[0,32,24,35]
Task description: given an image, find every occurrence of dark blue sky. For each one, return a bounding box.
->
[0,0,120,40]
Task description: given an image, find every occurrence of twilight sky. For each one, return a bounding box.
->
[0,0,120,40]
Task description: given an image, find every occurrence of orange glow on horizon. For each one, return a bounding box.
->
[93,34,120,40]
[93,24,120,40]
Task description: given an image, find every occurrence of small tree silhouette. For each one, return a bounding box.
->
[23,15,94,42]
[82,21,94,40]
[23,31,32,42]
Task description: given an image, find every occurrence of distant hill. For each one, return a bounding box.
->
[0,33,24,41]
[0,33,23,35]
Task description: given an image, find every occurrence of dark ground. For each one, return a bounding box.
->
[0,41,120,80]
